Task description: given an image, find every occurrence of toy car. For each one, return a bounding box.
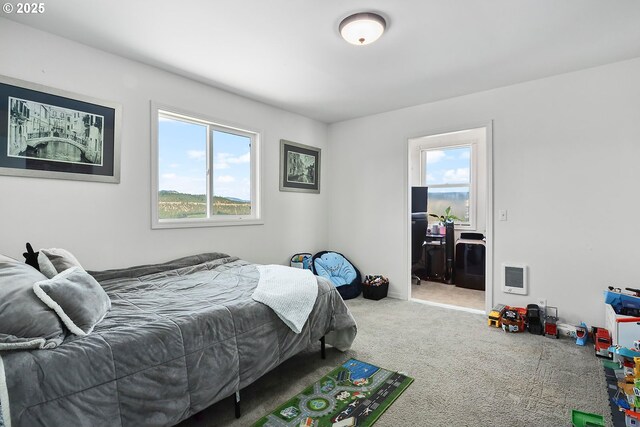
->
[502,306,527,333]
[488,304,507,328]
[593,327,612,358]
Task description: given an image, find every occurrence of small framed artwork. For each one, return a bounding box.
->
[280,139,320,193]
[0,75,121,183]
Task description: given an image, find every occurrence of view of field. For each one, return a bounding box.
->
[158,190,250,219]
[428,191,470,223]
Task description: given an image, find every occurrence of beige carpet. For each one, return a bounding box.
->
[178,297,612,427]
[412,280,486,310]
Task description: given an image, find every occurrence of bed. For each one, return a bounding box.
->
[0,252,357,427]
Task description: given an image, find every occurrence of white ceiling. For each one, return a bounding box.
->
[6,0,640,123]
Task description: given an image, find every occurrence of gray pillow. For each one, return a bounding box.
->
[33,267,111,336]
[37,248,83,279]
[0,255,66,350]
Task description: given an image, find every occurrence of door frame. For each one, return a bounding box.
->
[405,121,494,313]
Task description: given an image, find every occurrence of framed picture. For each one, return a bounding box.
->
[0,75,121,183]
[280,139,320,193]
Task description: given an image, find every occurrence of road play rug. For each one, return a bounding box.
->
[253,358,413,427]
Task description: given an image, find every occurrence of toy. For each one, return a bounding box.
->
[624,409,640,427]
[611,388,630,410]
[575,322,588,346]
[526,304,544,335]
[501,306,527,333]
[557,323,577,338]
[593,327,612,358]
[22,242,40,271]
[605,286,640,316]
[570,409,605,427]
[488,304,507,328]
[544,306,559,339]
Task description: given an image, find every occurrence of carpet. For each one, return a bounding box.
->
[252,358,413,426]
[178,297,612,427]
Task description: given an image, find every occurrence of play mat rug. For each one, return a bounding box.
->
[252,358,414,427]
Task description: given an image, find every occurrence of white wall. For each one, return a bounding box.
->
[328,57,640,327]
[0,18,329,270]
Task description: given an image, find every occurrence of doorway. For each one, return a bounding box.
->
[407,124,493,313]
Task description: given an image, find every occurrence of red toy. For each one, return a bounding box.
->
[545,306,559,339]
[593,327,612,358]
[501,306,527,333]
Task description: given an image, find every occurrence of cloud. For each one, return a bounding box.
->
[169,163,180,169]
[460,151,470,159]
[216,175,235,183]
[227,152,250,164]
[162,173,177,179]
[215,152,250,170]
[187,150,206,160]
[426,150,446,164]
[443,168,470,183]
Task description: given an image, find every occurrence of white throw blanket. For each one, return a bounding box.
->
[252,265,318,334]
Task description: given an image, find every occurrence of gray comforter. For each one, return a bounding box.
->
[0,253,357,427]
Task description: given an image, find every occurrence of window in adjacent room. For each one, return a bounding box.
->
[152,105,260,228]
[421,144,474,228]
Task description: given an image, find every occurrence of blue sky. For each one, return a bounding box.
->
[424,146,470,192]
[158,117,251,200]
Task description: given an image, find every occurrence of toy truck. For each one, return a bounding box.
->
[501,306,527,333]
[488,304,507,328]
[592,327,612,358]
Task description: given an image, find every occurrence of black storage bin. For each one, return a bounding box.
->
[362,283,389,300]
[362,275,389,300]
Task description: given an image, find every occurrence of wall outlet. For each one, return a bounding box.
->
[499,209,508,221]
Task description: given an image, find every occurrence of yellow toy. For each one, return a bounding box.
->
[488,304,507,327]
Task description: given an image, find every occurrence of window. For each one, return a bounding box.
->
[152,105,260,228]
[421,144,474,228]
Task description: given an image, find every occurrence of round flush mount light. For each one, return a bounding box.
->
[339,12,386,46]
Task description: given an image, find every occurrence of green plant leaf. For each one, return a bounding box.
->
[428,206,463,224]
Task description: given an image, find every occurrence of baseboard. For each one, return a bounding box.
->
[387,291,404,300]
[410,298,486,315]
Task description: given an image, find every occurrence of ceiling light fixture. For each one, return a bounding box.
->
[339,12,386,46]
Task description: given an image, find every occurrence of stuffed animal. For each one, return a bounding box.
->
[23,242,40,271]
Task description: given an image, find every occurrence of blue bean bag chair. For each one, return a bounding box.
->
[312,251,361,300]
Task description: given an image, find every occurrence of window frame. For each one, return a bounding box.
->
[419,141,477,230]
[151,102,262,229]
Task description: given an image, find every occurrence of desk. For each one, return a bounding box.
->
[423,234,447,282]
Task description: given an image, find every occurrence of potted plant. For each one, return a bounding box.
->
[428,206,462,232]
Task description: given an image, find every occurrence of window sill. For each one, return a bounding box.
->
[152,218,264,229]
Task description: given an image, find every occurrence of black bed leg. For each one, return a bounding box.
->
[320,336,326,359]
[234,391,241,419]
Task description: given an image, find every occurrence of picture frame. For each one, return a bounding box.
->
[0,75,121,183]
[279,139,320,193]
